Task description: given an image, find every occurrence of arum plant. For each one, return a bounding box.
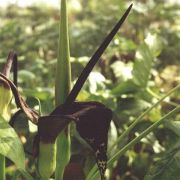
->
[35,3,133,180]
[0,2,132,180]
[0,1,179,180]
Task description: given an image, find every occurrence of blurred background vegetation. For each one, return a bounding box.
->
[0,0,179,179]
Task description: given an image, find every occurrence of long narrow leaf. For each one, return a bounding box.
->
[55,0,71,105]
[55,0,71,179]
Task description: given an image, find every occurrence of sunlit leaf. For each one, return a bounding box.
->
[111,79,139,96]
[18,70,36,82]
[110,61,133,80]
[145,32,163,57]
[132,43,153,87]
[23,88,53,100]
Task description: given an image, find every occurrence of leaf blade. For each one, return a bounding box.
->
[55,0,71,179]
[0,117,25,170]
[132,43,154,87]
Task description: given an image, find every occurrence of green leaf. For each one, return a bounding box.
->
[55,0,71,105]
[23,88,53,100]
[145,32,163,57]
[56,131,71,178]
[18,70,36,82]
[0,117,33,179]
[55,0,71,179]
[144,145,180,180]
[132,43,153,87]
[0,116,25,169]
[16,169,34,180]
[111,79,139,96]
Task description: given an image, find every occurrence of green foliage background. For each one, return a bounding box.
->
[0,0,179,179]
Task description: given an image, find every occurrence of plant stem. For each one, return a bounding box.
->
[55,0,71,179]
[0,154,5,180]
[88,105,180,180]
